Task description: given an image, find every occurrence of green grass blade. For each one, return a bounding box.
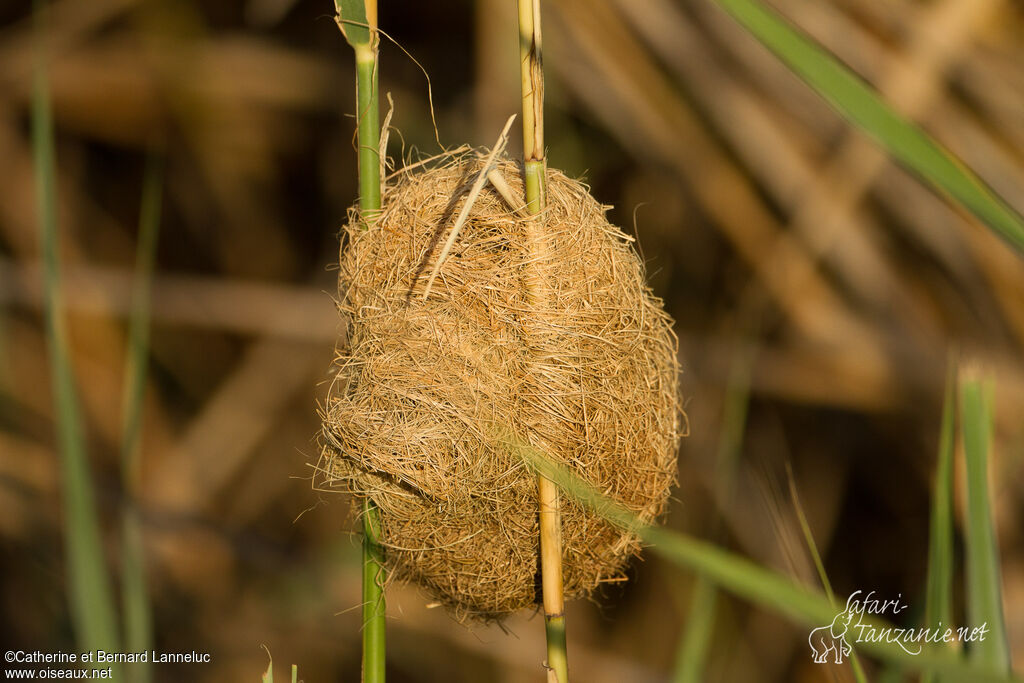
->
[712,0,1024,256]
[261,646,274,683]
[923,361,958,683]
[509,438,1022,683]
[672,572,717,683]
[878,668,907,683]
[120,155,163,683]
[673,348,752,683]
[787,465,869,683]
[32,0,121,661]
[959,373,1011,673]
[336,0,370,47]
[788,467,834,605]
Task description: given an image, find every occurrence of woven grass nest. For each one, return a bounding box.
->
[319,152,684,621]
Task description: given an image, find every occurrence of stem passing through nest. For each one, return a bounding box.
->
[518,1,568,681]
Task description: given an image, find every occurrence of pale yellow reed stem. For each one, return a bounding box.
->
[518,1,568,681]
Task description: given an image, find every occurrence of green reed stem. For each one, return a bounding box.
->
[337,0,381,224]
[32,0,121,666]
[355,47,381,224]
[361,500,386,683]
[335,1,385,680]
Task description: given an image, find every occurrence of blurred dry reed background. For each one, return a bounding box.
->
[0,0,1022,681]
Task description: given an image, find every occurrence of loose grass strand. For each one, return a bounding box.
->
[787,465,868,683]
[421,115,516,300]
[32,0,121,665]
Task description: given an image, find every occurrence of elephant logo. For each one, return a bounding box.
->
[808,608,856,664]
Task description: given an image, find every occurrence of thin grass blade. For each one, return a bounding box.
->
[32,0,121,663]
[959,372,1011,674]
[922,360,958,683]
[261,646,273,683]
[672,577,717,683]
[788,465,868,683]
[673,347,752,683]
[120,155,163,683]
[712,0,1024,256]
[510,439,1023,683]
[878,668,907,683]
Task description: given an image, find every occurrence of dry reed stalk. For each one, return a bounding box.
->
[517,2,568,681]
[421,115,517,300]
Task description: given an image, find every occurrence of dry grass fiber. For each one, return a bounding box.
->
[319,153,684,620]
